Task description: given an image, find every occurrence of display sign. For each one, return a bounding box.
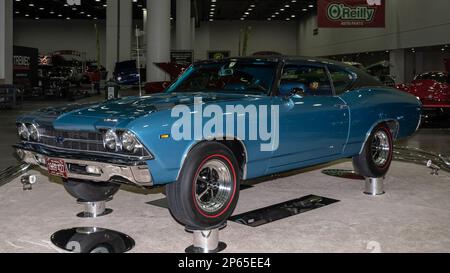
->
[318,0,385,28]
[208,51,231,60]
[170,50,194,65]
[13,46,39,87]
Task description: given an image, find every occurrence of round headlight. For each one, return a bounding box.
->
[103,130,118,151]
[28,124,40,142]
[17,123,30,141]
[121,131,137,152]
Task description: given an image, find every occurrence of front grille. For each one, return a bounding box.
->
[39,126,106,153]
[37,126,151,158]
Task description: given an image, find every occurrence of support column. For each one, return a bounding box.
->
[0,0,13,85]
[106,0,119,80]
[176,0,192,50]
[143,8,148,46]
[119,0,132,61]
[147,0,171,82]
[191,17,196,52]
[390,49,406,84]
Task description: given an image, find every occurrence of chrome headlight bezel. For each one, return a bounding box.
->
[103,129,119,151]
[17,123,30,141]
[28,124,40,142]
[121,130,139,153]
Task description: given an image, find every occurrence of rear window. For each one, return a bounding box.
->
[327,66,355,94]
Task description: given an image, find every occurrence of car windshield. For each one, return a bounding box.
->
[167,60,278,95]
[416,72,450,84]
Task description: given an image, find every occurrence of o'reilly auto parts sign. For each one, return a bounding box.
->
[318,0,385,28]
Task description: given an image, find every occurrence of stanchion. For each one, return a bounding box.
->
[364,177,385,196]
[185,228,227,253]
[77,200,113,218]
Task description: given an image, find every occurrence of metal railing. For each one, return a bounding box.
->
[0,163,33,188]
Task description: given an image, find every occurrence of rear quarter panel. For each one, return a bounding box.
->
[340,87,422,156]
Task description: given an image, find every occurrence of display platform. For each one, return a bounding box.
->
[0,160,450,253]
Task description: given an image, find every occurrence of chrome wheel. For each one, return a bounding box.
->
[371,130,391,167]
[195,159,233,214]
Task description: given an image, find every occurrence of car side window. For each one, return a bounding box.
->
[279,65,333,97]
[328,66,355,95]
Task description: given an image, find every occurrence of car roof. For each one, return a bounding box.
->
[195,56,361,71]
[194,55,382,88]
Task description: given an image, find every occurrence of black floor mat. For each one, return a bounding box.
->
[229,195,340,227]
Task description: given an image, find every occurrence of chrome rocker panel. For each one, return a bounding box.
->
[15,144,153,187]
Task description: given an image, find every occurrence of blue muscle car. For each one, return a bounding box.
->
[14,57,422,230]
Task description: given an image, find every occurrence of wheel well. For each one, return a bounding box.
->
[359,120,399,155]
[215,139,247,177]
[385,120,400,140]
[183,139,247,179]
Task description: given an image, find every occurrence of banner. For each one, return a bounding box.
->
[318,0,385,28]
[13,46,39,87]
[170,50,194,65]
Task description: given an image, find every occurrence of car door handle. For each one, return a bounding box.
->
[334,104,348,110]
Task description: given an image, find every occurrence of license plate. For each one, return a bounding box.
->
[47,158,67,178]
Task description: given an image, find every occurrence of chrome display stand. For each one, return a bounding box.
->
[364,177,385,196]
[185,228,227,253]
[77,200,113,218]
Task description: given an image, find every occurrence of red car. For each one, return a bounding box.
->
[397,72,450,117]
[144,63,188,94]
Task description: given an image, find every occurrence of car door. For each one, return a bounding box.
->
[268,61,350,173]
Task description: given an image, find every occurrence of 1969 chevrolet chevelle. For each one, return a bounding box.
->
[14,57,422,230]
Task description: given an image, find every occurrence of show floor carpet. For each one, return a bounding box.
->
[0,160,449,253]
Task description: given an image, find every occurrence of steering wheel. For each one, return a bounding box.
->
[248,79,267,91]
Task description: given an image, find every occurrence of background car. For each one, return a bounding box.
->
[396,72,450,122]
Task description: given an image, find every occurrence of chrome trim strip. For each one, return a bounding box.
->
[18,149,153,187]
[18,142,153,162]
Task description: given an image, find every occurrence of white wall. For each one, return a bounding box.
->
[13,19,298,66]
[14,19,107,64]
[195,21,299,60]
[298,0,450,56]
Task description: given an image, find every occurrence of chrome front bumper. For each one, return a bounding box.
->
[16,148,153,187]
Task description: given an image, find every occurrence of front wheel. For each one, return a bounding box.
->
[166,142,241,230]
[353,123,394,178]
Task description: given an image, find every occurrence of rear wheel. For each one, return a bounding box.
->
[63,179,120,202]
[166,142,241,230]
[353,123,394,178]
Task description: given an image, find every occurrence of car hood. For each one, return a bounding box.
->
[29,92,265,131]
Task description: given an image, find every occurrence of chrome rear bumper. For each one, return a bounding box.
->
[16,148,153,187]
